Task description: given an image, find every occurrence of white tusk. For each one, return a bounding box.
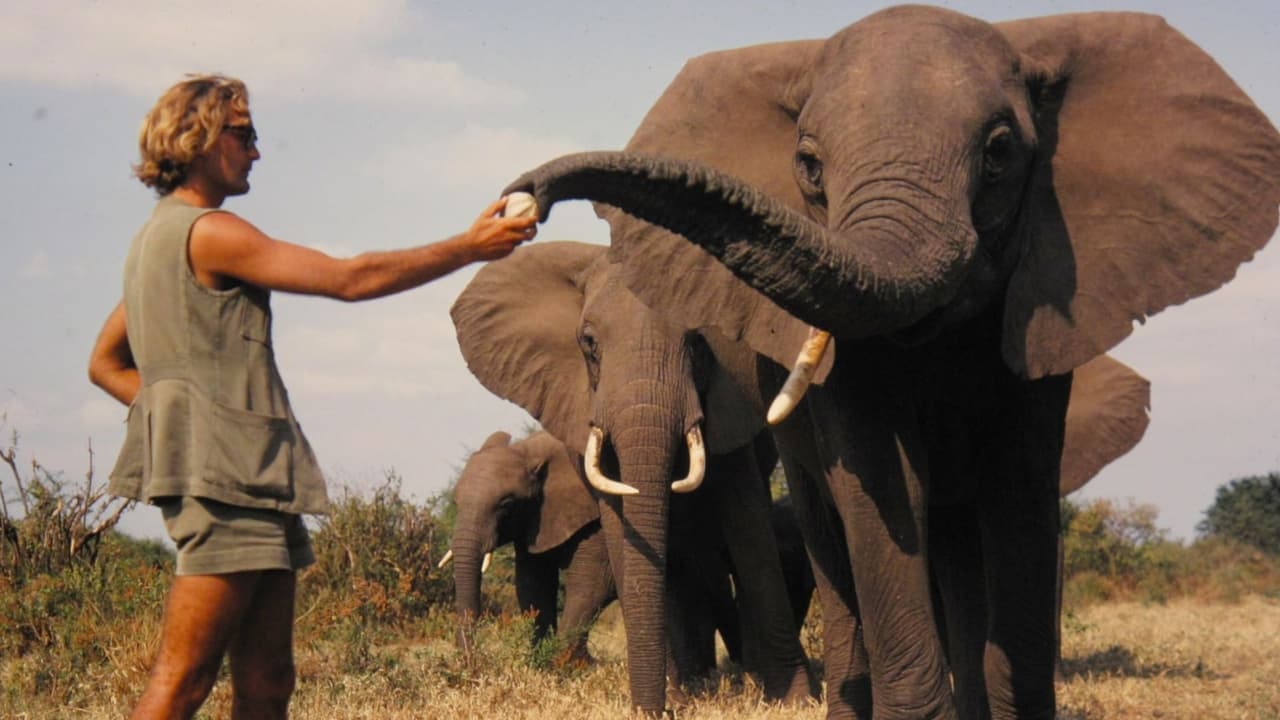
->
[482,552,492,574]
[437,549,453,569]
[585,426,640,496]
[670,426,706,494]
[767,328,832,425]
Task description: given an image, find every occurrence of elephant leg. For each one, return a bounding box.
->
[708,555,745,666]
[514,543,559,643]
[929,502,991,720]
[668,576,721,686]
[666,490,735,683]
[804,361,956,720]
[711,442,814,704]
[977,373,1070,720]
[560,525,615,663]
[777,444,868,720]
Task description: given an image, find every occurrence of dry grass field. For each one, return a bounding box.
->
[5,454,1277,719]
[1056,596,1280,720]
[11,595,1275,720]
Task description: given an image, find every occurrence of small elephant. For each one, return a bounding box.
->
[443,429,612,660]
[506,6,1274,717]
[452,241,814,712]
[442,427,808,690]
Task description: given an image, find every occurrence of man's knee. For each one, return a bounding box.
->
[232,658,296,703]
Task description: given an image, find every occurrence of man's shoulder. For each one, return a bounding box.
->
[190,209,264,246]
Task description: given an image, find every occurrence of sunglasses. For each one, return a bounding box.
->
[222,124,258,151]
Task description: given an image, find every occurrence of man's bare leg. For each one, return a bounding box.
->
[229,570,298,720]
[130,572,262,720]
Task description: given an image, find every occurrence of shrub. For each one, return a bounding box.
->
[1197,472,1280,557]
[301,470,455,634]
[1,431,133,583]
[1062,497,1170,582]
[1062,496,1280,606]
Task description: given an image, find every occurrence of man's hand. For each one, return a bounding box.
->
[464,196,538,262]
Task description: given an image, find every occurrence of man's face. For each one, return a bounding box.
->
[196,109,260,197]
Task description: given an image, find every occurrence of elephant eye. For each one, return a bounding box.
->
[577,326,598,359]
[983,124,1015,182]
[794,137,825,198]
[577,325,600,390]
[797,152,823,188]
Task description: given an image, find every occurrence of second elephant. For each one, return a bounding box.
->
[452,241,815,711]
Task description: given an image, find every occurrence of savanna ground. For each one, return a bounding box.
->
[3,440,1279,719]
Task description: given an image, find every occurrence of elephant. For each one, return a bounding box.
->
[442,429,613,662]
[442,427,749,674]
[451,241,815,712]
[503,6,1279,718]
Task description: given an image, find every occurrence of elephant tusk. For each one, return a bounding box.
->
[670,426,706,493]
[585,426,640,496]
[482,552,492,574]
[767,327,832,425]
[437,549,454,569]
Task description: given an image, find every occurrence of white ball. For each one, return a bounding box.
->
[503,191,538,219]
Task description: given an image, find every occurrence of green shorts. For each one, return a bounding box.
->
[159,496,315,575]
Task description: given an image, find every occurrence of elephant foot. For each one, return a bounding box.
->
[763,665,819,706]
[552,641,596,671]
[665,676,692,712]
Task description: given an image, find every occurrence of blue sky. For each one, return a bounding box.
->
[1,1,1276,542]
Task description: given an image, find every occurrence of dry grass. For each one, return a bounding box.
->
[11,597,1279,720]
[1058,596,1280,720]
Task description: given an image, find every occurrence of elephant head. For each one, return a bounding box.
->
[506,7,1279,381]
[446,429,598,632]
[451,241,770,712]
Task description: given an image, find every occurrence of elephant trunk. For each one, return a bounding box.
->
[614,413,677,714]
[506,151,976,338]
[449,515,491,645]
[600,368,689,715]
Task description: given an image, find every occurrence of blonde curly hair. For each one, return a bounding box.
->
[133,74,250,195]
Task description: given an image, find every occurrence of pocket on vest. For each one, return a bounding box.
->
[208,402,296,499]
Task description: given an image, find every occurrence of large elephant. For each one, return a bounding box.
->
[505,6,1278,718]
[451,241,814,712]
[442,429,612,661]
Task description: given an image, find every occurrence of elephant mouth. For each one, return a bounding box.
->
[584,425,706,496]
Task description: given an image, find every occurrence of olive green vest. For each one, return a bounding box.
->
[108,195,329,514]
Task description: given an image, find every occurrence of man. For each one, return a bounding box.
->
[87,74,536,720]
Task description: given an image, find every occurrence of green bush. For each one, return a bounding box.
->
[1062,498,1170,580]
[1197,472,1280,557]
[301,470,455,634]
[1062,496,1280,606]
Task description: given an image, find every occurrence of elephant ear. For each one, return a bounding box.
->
[1059,354,1151,496]
[452,241,605,452]
[699,324,769,454]
[999,12,1280,378]
[602,40,835,383]
[521,431,600,554]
